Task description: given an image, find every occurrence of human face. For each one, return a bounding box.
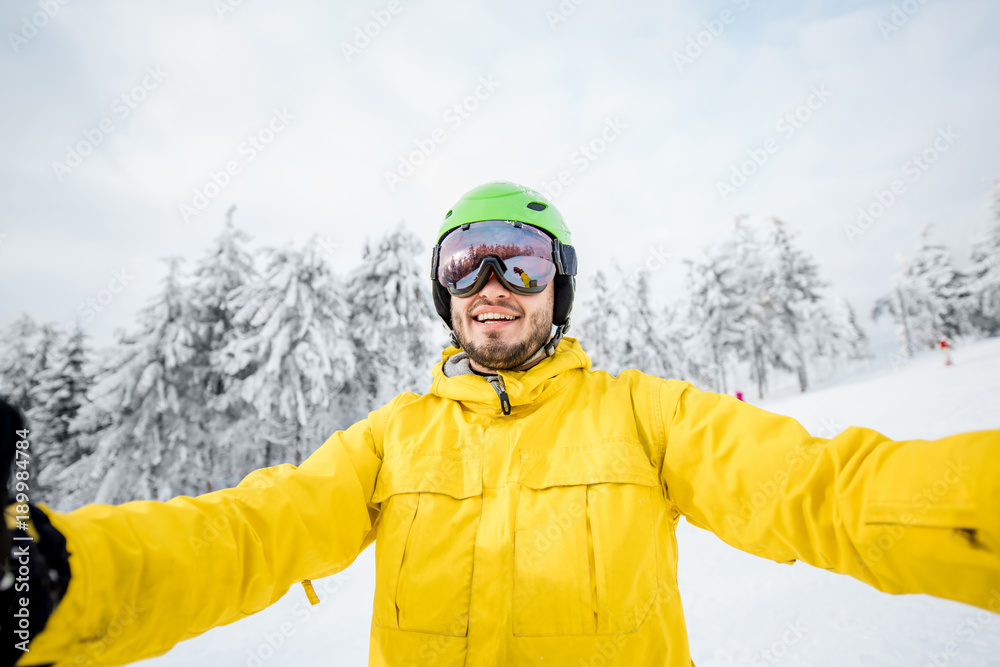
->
[450,271,554,373]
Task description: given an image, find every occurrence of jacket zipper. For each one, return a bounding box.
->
[485,374,512,416]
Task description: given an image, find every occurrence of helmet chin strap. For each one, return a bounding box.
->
[511,320,569,370]
[542,320,570,358]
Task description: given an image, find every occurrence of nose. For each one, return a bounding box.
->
[478,269,511,299]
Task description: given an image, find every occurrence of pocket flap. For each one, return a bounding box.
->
[518,441,659,489]
[372,453,482,503]
[864,502,979,530]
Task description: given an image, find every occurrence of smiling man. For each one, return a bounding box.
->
[4,182,1000,667]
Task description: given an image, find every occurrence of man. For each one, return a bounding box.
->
[3,182,1000,666]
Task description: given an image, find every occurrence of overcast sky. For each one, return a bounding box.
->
[2,0,998,349]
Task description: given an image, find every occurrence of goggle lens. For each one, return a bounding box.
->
[437,221,557,295]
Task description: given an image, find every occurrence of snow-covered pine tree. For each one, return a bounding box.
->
[763,218,828,393]
[65,258,208,505]
[876,225,967,352]
[682,246,745,394]
[189,206,258,487]
[221,239,355,468]
[617,270,678,379]
[826,297,870,361]
[191,206,257,395]
[26,327,92,497]
[966,183,1000,336]
[726,219,780,399]
[346,225,435,411]
[873,281,918,359]
[577,270,622,374]
[0,315,60,413]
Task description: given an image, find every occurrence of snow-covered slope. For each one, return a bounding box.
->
[679,337,1000,667]
[137,339,1000,667]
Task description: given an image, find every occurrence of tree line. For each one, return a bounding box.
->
[577,182,1000,400]
[577,217,870,400]
[2,185,998,508]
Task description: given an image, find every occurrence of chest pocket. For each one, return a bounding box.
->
[371,453,483,636]
[513,441,663,636]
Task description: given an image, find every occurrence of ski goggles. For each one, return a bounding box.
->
[431,220,577,297]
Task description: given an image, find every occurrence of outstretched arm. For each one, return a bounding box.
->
[20,398,397,667]
[657,380,1000,612]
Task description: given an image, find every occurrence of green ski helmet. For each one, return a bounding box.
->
[430,182,578,350]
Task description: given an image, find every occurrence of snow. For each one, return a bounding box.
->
[136,338,1000,667]
[680,336,1000,667]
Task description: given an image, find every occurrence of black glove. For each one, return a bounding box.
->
[0,399,70,667]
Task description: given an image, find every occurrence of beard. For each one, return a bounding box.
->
[452,294,553,371]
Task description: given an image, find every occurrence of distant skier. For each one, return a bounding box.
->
[4,182,999,667]
[940,337,954,366]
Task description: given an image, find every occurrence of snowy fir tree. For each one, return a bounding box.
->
[873,282,919,358]
[0,315,61,413]
[191,206,258,397]
[875,225,968,352]
[64,258,209,505]
[681,251,744,394]
[763,219,829,393]
[616,271,679,380]
[346,225,436,410]
[725,220,780,399]
[188,207,259,486]
[26,327,92,497]
[965,184,1000,336]
[220,239,356,468]
[577,270,623,373]
[825,297,870,361]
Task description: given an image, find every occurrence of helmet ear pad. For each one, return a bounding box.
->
[433,281,453,330]
[432,274,574,337]
[552,274,574,328]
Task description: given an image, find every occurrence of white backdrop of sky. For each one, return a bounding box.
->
[2,0,998,349]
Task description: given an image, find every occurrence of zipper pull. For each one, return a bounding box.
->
[486,375,512,416]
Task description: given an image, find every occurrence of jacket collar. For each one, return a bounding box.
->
[429,336,592,412]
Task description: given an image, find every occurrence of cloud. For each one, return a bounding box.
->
[1,0,997,344]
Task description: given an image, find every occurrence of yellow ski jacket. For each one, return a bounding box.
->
[25,337,1000,666]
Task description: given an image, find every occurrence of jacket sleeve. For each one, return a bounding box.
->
[21,398,397,667]
[656,379,1000,612]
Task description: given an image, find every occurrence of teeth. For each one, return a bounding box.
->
[475,313,516,322]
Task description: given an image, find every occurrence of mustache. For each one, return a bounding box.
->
[465,298,524,318]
